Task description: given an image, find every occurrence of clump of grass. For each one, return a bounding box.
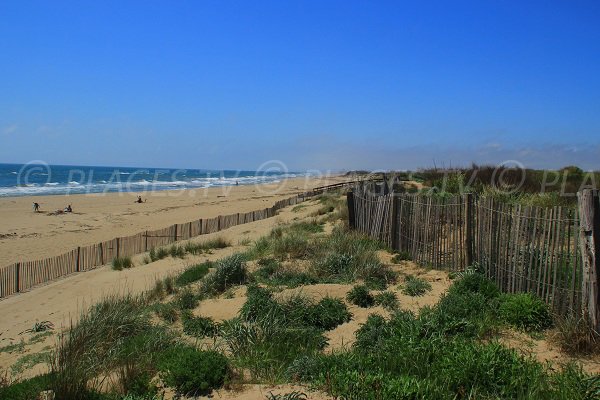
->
[184,237,231,255]
[221,315,326,382]
[245,236,271,260]
[238,237,252,246]
[164,276,176,294]
[499,293,552,332]
[175,261,212,286]
[374,291,399,311]
[152,302,179,323]
[112,256,133,270]
[311,296,352,330]
[0,374,56,400]
[253,259,317,288]
[50,294,173,398]
[401,275,432,296]
[158,345,229,397]
[149,247,169,262]
[266,391,308,400]
[169,244,186,258]
[272,230,312,260]
[228,286,349,381]
[291,204,307,213]
[11,350,52,375]
[201,253,248,296]
[174,287,198,310]
[391,251,412,263]
[551,314,600,355]
[309,229,395,287]
[181,311,220,338]
[346,285,375,308]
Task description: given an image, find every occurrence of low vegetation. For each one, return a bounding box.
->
[346,285,374,308]
[148,237,231,262]
[401,274,432,296]
[112,256,133,270]
[2,202,598,399]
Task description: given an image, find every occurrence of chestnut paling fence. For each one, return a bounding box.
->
[0,182,354,299]
[348,185,600,329]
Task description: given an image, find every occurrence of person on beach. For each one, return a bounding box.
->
[64,204,72,213]
[135,196,144,204]
[33,202,40,212]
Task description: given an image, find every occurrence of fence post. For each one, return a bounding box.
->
[465,193,474,268]
[577,189,600,331]
[145,231,148,252]
[76,247,81,272]
[391,195,399,250]
[173,224,178,242]
[15,262,20,293]
[347,191,356,229]
[116,238,120,259]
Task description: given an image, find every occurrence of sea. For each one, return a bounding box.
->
[0,163,308,197]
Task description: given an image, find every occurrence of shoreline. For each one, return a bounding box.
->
[0,175,349,267]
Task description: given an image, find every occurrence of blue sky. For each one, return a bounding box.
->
[1,0,599,171]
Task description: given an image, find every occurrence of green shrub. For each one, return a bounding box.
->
[182,311,219,338]
[421,289,497,338]
[499,293,552,332]
[374,291,399,311]
[239,285,277,321]
[158,346,229,397]
[346,285,375,308]
[310,297,352,330]
[174,288,198,310]
[285,355,323,382]
[201,253,248,296]
[391,251,411,263]
[354,314,391,352]
[254,259,318,288]
[401,275,431,296]
[112,256,133,270]
[175,261,212,286]
[449,272,500,300]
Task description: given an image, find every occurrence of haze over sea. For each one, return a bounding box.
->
[0,163,306,197]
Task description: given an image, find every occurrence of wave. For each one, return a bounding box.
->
[0,172,311,197]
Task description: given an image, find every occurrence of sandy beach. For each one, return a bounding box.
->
[0,175,349,267]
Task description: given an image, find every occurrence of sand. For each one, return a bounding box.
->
[0,175,349,267]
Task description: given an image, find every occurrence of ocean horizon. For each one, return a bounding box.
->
[0,163,308,197]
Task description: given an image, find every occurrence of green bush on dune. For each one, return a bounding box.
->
[158,346,229,397]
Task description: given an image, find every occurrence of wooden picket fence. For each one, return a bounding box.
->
[348,185,600,328]
[0,182,355,299]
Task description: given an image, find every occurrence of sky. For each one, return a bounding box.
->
[1,0,599,171]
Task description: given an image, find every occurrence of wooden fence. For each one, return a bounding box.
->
[0,182,355,299]
[348,185,600,328]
